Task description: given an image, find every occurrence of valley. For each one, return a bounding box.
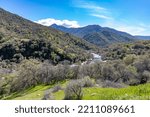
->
[0,7,150,100]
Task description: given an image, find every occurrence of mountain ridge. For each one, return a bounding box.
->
[51,24,136,46]
[135,36,150,40]
[0,8,98,64]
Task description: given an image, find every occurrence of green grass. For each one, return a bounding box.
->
[54,83,150,100]
[82,84,150,100]
[3,80,69,100]
[3,81,150,100]
[54,90,65,100]
[3,85,52,100]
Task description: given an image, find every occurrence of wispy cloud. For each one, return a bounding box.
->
[101,20,150,35]
[71,0,150,35]
[91,14,113,20]
[77,2,106,11]
[73,0,112,20]
[35,18,80,28]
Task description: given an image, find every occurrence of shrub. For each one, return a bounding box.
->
[0,79,11,97]
[101,64,116,81]
[42,89,54,100]
[133,56,150,72]
[13,53,23,63]
[123,54,137,65]
[37,63,71,84]
[10,60,39,92]
[64,80,83,100]
[42,85,62,100]
[81,76,94,87]
[51,85,62,93]
[97,80,125,88]
[140,71,150,84]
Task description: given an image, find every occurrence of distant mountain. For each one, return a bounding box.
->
[0,8,98,64]
[135,36,150,40]
[51,24,136,46]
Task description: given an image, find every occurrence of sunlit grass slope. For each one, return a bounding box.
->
[5,82,150,100]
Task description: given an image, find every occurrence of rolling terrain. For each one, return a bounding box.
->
[51,24,136,46]
[135,36,150,40]
[0,8,150,100]
[0,8,98,64]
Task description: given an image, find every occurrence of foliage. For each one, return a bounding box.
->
[0,8,98,64]
[1,8,150,100]
[10,59,40,92]
[3,80,150,100]
[56,83,150,100]
[102,41,150,61]
[64,80,83,100]
[81,76,95,87]
[42,89,54,100]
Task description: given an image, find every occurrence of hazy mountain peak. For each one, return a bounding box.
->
[135,35,150,40]
[84,24,101,28]
[51,24,136,46]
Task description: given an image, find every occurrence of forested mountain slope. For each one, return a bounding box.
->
[51,24,136,46]
[0,8,98,64]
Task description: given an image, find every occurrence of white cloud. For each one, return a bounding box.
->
[101,20,150,35]
[77,2,106,11]
[35,18,80,28]
[73,0,112,20]
[117,26,146,35]
[91,14,113,20]
[71,0,150,35]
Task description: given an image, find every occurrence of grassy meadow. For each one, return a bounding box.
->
[3,80,150,100]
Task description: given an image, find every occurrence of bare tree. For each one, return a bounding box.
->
[64,80,83,100]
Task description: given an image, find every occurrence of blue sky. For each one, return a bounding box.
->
[0,0,150,35]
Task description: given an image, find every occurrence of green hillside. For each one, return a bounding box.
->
[1,8,150,100]
[0,8,98,64]
[3,81,150,100]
